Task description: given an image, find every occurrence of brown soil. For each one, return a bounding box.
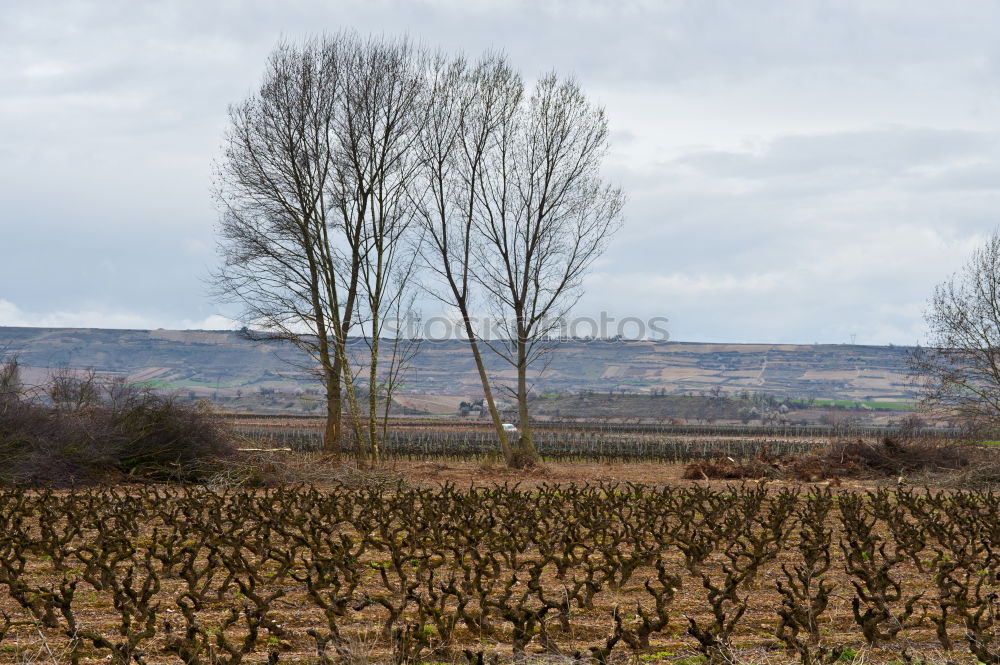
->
[0,460,983,665]
[388,459,879,491]
[236,454,878,493]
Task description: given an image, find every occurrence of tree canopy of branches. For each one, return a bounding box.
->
[911,230,1000,428]
[213,34,424,463]
[215,33,623,466]
[416,56,624,464]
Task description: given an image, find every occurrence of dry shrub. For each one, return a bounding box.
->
[204,449,290,489]
[0,366,234,486]
[325,461,406,490]
[796,436,973,480]
[784,455,827,483]
[683,438,980,484]
[109,397,233,479]
[682,454,777,480]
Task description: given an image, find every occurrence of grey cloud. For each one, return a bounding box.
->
[3,1,1000,344]
[580,123,1000,344]
[677,128,994,179]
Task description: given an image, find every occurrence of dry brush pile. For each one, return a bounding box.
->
[0,360,234,486]
[682,437,978,484]
[1,484,999,664]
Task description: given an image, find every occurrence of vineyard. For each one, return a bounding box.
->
[223,416,956,440]
[233,427,823,463]
[2,484,998,664]
[227,418,958,463]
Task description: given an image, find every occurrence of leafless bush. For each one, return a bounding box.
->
[325,462,406,491]
[932,455,1000,488]
[206,450,408,489]
[0,372,233,486]
[47,368,101,412]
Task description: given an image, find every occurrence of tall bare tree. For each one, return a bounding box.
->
[213,37,350,456]
[213,34,425,462]
[911,230,1000,427]
[474,73,624,462]
[217,36,622,466]
[417,60,624,465]
[415,53,523,462]
[335,38,425,463]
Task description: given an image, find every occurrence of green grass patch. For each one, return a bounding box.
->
[133,378,251,390]
[797,398,916,411]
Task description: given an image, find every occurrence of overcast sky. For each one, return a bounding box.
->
[2,0,999,345]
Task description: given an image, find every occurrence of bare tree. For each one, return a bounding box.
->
[216,35,621,466]
[214,33,426,463]
[213,37,350,457]
[911,230,1000,428]
[417,58,623,465]
[472,73,625,463]
[414,52,523,462]
[335,37,425,463]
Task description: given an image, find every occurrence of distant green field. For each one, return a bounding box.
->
[795,398,916,411]
[133,379,252,390]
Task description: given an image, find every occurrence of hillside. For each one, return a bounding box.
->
[0,327,916,409]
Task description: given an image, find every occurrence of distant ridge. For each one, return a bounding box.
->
[0,326,915,402]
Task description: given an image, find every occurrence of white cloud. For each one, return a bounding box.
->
[0,300,237,331]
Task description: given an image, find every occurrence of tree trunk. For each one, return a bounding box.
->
[514,337,537,466]
[322,364,342,461]
[367,328,381,465]
[461,313,513,462]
